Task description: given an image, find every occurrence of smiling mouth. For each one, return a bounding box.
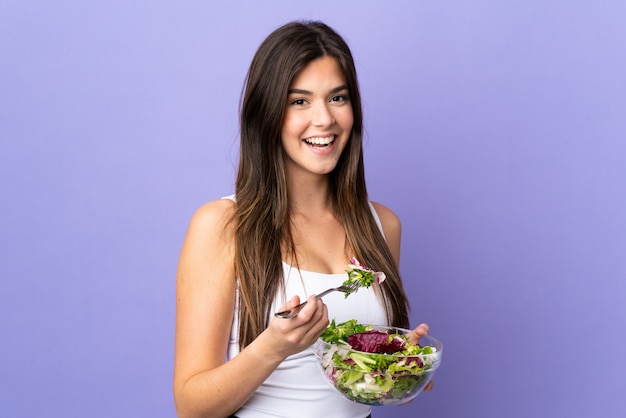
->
[304,135,335,147]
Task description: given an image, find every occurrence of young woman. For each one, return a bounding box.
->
[174,21,432,418]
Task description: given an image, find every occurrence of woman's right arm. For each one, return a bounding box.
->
[173,199,329,418]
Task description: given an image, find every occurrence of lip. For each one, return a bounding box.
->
[302,134,338,155]
[302,134,336,145]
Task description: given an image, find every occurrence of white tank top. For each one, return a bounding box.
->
[226,199,388,418]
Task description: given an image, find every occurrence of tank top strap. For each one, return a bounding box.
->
[367,201,385,240]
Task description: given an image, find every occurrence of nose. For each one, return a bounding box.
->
[311,102,335,127]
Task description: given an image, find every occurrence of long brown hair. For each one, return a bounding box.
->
[234,21,409,348]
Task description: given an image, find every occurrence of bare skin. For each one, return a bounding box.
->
[173,199,330,418]
[173,56,430,418]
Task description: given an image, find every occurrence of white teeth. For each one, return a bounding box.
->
[304,135,335,145]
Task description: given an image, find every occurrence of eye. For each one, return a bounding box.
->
[331,94,349,103]
[290,98,307,106]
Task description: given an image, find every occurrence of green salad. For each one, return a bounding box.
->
[342,258,386,297]
[317,319,440,405]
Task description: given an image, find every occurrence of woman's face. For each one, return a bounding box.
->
[281,56,354,179]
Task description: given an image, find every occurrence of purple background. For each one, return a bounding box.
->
[1,1,625,417]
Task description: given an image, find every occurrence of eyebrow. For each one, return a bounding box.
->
[287,85,349,95]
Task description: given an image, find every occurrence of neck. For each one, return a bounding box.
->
[286,172,334,216]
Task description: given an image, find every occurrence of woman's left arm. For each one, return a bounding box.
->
[371,201,434,393]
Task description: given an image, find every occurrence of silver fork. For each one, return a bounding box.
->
[274,281,361,319]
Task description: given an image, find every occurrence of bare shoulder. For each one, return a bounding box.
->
[178,198,237,289]
[370,201,402,263]
[187,198,237,236]
[370,201,402,235]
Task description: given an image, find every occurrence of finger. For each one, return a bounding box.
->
[282,295,321,331]
[301,295,325,322]
[275,295,308,321]
[296,294,318,317]
[312,301,329,331]
[300,298,329,341]
[414,323,429,336]
[423,378,435,392]
[276,295,301,314]
[408,323,428,344]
